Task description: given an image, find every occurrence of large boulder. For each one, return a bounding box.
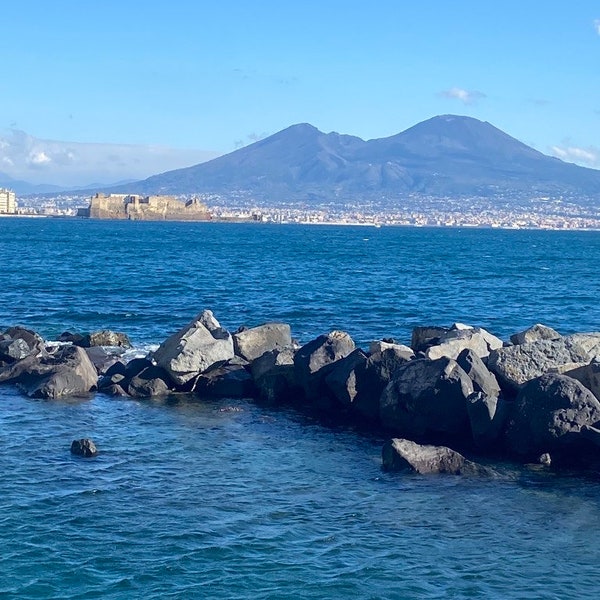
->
[233,323,292,362]
[251,347,301,404]
[466,391,508,449]
[153,310,234,385]
[487,334,600,393]
[293,331,355,403]
[127,365,173,398]
[510,324,561,346]
[324,349,368,409]
[17,345,98,399]
[456,348,501,398]
[85,330,132,348]
[379,357,473,441]
[351,345,415,421]
[424,324,503,361]
[1,326,45,363]
[505,373,600,458]
[410,326,450,354]
[382,438,490,475]
[565,359,600,400]
[194,363,256,398]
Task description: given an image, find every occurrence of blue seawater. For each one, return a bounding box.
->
[1,218,600,599]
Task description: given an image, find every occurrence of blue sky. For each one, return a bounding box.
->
[1,0,599,185]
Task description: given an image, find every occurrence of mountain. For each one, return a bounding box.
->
[111,115,600,201]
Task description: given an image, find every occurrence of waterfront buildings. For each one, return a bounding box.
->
[0,188,16,214]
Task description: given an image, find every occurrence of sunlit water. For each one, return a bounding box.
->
[2,218,600,598]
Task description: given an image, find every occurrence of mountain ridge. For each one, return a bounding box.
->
[107,114,600,200]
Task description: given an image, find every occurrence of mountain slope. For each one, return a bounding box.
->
[113,115,600,199]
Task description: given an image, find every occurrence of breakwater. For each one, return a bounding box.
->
[3,313,600,473]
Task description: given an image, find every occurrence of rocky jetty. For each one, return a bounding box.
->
[4,318,600,473]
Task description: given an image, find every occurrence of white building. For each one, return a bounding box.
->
[0,188,16,214]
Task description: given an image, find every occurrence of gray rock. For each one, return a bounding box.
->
[18,345,98,399]
[71,438,98,457]
[84,346,123,374]
[84,330,132,348]
[410,326,450,353]
[505,373,600,457]
[487,334,600,393]
[0,354,40,384]
[128,365,173,398]
[0,338,32,363]
[510,324,561,345]
[564,359,600,399]
[368,340,415,361]
[382,438,489,475]
[456,348,501,397]
[293,331,356,403]
[194,363,256,398]
[352,346,415,421]
[380,357,473,440]
[251,347,301,404]
[466,391,508,449]
[424,325,503,361]
[153,310,234,385]
[233,322,292,362]
[324,348,368,408]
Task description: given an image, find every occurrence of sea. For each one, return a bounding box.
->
[1,217,600,599]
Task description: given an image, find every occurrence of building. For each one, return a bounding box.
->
[0,188,17,214]
[80,193,212,221]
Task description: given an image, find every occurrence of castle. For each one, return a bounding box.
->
[80,193,212,221]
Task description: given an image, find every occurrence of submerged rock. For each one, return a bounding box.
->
[382,438,490,475]
[70,438,98,457]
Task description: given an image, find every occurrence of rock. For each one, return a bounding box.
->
[564,359,600,399]
[17,345,98,399]
[324,348,367,408]
[0,338,32,363]
[153,310,235,385]
[233,322,292,362]
[293,331,356,404]
[510,324,561,346]
[127,365,173,398]
[382,438,489,475]
[70,438,98,457]
[456,348,501,398]
[379,357,473,441]
[424,325,503,361]
[0,354,41,384]
[487,334,600,393]
[84,346,123,374]
[1,326,45,360]
[57,331,87,345]
[352,346,415,421]
[505,373,600,458]
[251,347,301,404]
[85,330,132,348]
[410,326,450,353]
[368,340,415,361]
[194,363,256,398]
[466,391,508,449]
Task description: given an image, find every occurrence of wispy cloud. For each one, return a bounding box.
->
[0,129,219,186]
[594,19,600,34]
[439,87,487,105]
[234,131,269,149]
[550,144,600,168]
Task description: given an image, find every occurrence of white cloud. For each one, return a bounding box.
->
[550,144,600,168]
[28,151,51,165]
[439,87,487,105]
[0,129,220,186]
[594,19,600,34]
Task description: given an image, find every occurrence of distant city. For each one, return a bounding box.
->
[4,189,600,230]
